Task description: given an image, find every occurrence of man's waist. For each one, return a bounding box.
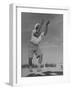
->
[30,41,39,46]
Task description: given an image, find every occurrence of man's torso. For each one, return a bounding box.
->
[30,30,44,44]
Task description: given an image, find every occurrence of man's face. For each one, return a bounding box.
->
[36,25,40,33]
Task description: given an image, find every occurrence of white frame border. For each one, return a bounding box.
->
[9,4,70,86]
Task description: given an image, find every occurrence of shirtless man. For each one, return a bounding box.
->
[28,19,50,72]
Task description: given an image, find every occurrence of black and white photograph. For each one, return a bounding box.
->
[21,12,63,77]
[9,4,71,86]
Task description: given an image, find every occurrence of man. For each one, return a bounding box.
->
[28,19,50,72]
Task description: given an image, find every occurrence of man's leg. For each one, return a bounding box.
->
[28,43,38,72]
[29,57,33,72]
[36,45,43,72]
[28,42,34,72]
[37,54,43,72]
[29,57,32,66]
[37,54,43,63]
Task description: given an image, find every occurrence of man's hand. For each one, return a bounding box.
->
[46,20,50,25]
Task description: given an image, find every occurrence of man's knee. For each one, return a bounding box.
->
[37,54,43,64]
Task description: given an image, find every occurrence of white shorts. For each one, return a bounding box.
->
[28,41,42,58]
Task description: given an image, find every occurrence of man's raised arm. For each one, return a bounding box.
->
[44,20,50,36]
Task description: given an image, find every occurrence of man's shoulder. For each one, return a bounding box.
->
[32,29,36,33]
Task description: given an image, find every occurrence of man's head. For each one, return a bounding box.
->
[34,19,44,32]
[34,23,41,32]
